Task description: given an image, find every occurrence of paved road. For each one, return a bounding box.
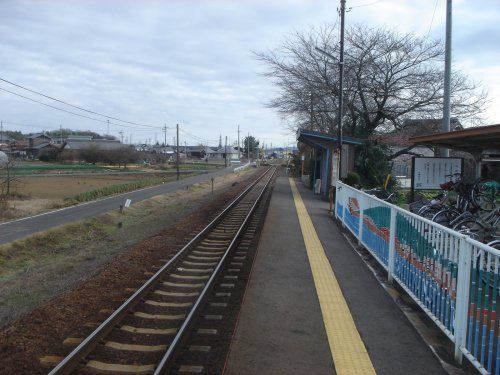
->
[0,166,237,245]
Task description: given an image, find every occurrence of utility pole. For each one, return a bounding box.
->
[338,0,346,179]
[163,124,167,146]
[60,125,63,144]
[130,134,133,145]
[0,121,3,143]
[119,131,124,144]
[184,141,187,159]
[441,0,452,157]
[237,125,241,161]
[176,124,180,180]
[107,119,110,136]
[224,135,228,168]
[247,132,250,161]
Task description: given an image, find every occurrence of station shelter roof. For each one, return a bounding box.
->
[297,129,363,150]
[409,124,500,155]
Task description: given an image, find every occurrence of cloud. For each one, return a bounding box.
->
[0,0,498,147]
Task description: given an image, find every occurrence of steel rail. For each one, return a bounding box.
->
[154,166,276,374]
[49,167,274,375]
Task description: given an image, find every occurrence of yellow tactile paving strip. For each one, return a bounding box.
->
[289,178,376,375]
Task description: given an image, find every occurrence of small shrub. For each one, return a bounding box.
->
[345,172,361,187]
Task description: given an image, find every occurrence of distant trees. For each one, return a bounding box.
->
[256,24,487,138]
[77,146,139,168]
[243,136,260,159]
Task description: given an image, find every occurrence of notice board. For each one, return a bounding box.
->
[411,156,463,190]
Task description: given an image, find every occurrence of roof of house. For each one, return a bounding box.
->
[27,133,53,140]
[32,142,61,150]
[212,147,239,154]
[66,135,93,141]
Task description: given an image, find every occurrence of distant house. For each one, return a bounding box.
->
[208,146,240,161]
[27,133,53,147]
[25,133,55,158]
[372,118,462,177]
[0,134,11,144]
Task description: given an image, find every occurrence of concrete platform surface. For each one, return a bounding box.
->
[224,177,447,375]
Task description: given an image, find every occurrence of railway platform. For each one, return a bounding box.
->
[224,176,449,375]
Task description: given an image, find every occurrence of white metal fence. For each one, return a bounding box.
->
[234,162,250,173]
[336,181,500,375]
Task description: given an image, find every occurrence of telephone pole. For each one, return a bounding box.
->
[237,125,241,161]
[119,131,124,144]
[163,124,167,146]
[60,125,63,144]
[176,124,180,180]
[338,0,346,178]
[0,121,3,142]
[107,119,110,136]
[224,135,228,168]
[441,0,452,157]
[247,133,250,161]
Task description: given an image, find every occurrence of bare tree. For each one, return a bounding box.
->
[256,24,488,139]
[0,159,21,197]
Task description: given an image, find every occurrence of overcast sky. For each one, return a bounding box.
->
[0,0,499,147]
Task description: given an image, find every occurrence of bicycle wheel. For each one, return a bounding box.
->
[453,219,485,241]
[486,240,500,250]
[432,208,459,227]
[419,205,441,220]
[472,179,498,211]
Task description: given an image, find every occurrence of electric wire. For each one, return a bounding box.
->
[0,86,162,131]
[0,77,161,129]
[349,0,384,9]
[427,0,440,35]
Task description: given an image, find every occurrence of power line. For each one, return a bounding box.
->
[349,0,384,9]
[0,86,162,131]
[427,0,440,35]
[0,77,161,129]
[179,128,219,144]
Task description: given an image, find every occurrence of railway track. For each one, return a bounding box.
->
[48,166,276,375]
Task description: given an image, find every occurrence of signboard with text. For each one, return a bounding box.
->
[411,157,462,190]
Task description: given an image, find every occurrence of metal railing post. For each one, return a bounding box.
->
[335,184,339,220]
[341,183,346,227]
[358,191,364,245]
[388,206,396,283]
[454,236,472,364]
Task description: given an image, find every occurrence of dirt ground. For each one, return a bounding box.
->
[0,169,260,374]
[0,173,182,223]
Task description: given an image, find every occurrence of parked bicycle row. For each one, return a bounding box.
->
[409,173,499,247]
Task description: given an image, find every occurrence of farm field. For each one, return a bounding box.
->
[18,175,151,199]
[0,173,195,223]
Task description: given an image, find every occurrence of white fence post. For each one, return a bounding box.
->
[341,183,346,227]
[453,236,472,363]
[388,206,396,283]
[335,184,339,220]
[358,191,364,245]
